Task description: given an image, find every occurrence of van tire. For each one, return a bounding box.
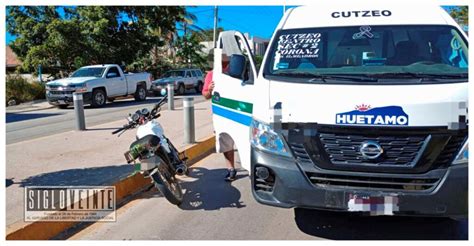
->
[177,83,185,95]
[134,84,147,101]
[91,88,107,108]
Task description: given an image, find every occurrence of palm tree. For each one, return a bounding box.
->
[163,9,207,65]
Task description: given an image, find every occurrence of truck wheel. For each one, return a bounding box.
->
[135,84,147,101]
[91,89,107,108]
[177,84,185,95]
[195,82,203,93]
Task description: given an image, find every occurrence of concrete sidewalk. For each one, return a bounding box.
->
[6,100,214,227]
[72,153,467,240]
[71,153,315,240]
[6,100,55,113]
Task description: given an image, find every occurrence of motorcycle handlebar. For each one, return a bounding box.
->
[113,94,168,135]
[112,127,125,135]
[112,124,131,135]
[154,94,168,110]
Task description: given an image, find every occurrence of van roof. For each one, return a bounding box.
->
[282,3,455,30]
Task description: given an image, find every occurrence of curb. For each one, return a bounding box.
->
[6,135,215,240]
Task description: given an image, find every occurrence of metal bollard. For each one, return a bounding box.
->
[183,97,195,144]
[167,83,175,111]
[73,92,86,131]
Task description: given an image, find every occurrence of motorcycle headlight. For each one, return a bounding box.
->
[250,119,292,157]
[452,138,468,165]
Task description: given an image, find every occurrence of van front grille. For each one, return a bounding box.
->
[319,133,426,166]
[286,125,467,173]
[306,172,440,192]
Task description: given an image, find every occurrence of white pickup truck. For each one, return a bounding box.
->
[45,64,152,108]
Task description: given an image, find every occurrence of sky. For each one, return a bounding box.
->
[5,6,291,44]
[6,5,460,44]
[185,6,291,39]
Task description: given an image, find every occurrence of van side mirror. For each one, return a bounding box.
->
[228,54,247,80]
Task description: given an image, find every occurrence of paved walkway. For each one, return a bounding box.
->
[71,152,467,240]
[6,100,54,113]
[71,153,315,240]
[6,100,214,226]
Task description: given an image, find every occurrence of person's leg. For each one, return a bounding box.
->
[224,150,236,181]
[223,150,235,169]
[217,133,237,181]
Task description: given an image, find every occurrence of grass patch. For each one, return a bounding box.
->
[6,74,45,106]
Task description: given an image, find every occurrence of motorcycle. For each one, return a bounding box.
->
[112,90,187,205]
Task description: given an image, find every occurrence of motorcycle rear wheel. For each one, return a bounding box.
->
[150,154,183,205]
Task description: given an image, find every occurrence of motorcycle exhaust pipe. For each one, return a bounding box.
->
[175,164,188,176]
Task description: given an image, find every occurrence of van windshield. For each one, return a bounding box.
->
[264,25,468,83]
[163,71,185,78]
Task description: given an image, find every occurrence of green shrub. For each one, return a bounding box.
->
[6,74,46,105]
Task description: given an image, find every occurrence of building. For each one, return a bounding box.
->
[243,33,270,57]
[6,46,21,73]
[200,33,270,57]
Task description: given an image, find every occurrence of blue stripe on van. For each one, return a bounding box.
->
[212,104,252,126]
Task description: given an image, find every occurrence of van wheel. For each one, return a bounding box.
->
[195,82,203,93]
[177,84,185,95]
[134,84,147,101]
[91,88,107,108]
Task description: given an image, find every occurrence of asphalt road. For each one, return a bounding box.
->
[71,152,468,240]
[6,93,205,144]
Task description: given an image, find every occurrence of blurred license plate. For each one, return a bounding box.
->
[347,193,399,216]
[58,100,66,104]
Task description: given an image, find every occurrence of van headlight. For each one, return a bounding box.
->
[250,119,292,157]
[452,138,468,165]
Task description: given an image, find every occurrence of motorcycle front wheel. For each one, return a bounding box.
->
[150,154,183,205]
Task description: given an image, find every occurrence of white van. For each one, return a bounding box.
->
[212,2,468,218]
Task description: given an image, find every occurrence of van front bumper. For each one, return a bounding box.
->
[251,147,468,218]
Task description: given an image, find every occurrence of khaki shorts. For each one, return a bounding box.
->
[216,133,234,153]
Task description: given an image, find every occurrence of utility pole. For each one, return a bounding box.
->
[213,5,218,48]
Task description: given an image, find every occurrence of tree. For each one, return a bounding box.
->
[449,6,468,27]
[7,7,69,73]
[160,9,205,65]
[7,6,186,75]
[190,27,224,42]
[175,34,206,69]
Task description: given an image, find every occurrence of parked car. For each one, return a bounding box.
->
[150,69,204,95]
[45,64,152,108]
